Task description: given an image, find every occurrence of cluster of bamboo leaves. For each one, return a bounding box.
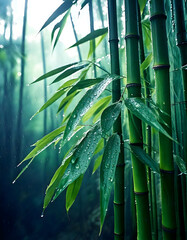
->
[14,0,187,238]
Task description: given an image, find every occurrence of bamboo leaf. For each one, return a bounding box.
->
[174,155,187,174]
[67,78,104,96]
[18,126,65,166]
[43,154,72,211]
[51,63,90,84]
[92,154,103,174]
[130,145,160,173]
[101,102,122,134]
[100,133,120,233]
[81,0,89,9]
[57,91,79,113]
[66,174,84,212]
[63,75,117,141]
[68,27,108,49]
[82,95,112,122]
[138,0,147,14]
[53,123,102,200]
[39,0,74,32]
[125,98,173,141]
[52,10,70,49]
[140,52,152,77]
[32,62,79,84]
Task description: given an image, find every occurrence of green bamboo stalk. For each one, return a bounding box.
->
[88,0,97,77]
[107,0,124,239]
[149,0,176,239]
[138,7,158,240]
[70,13,82,62]
[124,0,152,239]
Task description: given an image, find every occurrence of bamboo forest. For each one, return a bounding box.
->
[0,0,187,239]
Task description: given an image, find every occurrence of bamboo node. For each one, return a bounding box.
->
[153,64,170,70]
[160,169,174,174]
[129,142,143,146]
[134,191,149,195]
[162,225,177,233]
[113,201,125,206]
[126,83,141,88]
[114,232,124,236]
[150,13,167,21]
[108,38,119,43]
[125,34,140,40]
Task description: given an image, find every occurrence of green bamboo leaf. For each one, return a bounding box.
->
[43,154,72,211]
[125,98,173,141]
[51,63,90,84]
[68,27,108,49]
[140,52,152,77]
[53,10,70,50]
[39,0,74,32]
[174,155,187,174]
[87,33,108,59]
[18,126,65,166]
[66,174,84,212]
[63,75,117,141]
[53,123,102,200]
[31,62,79,84]
[92,154,103,174]
[101,102,122,134]
[82,95,112,122]
[57,91,79,113]
[67,78,104,96]
[81,0,89,9]
[138,0,147,14]
[100,133,120,233]
[130,145,160,173]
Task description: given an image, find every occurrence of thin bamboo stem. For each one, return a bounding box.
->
[107,0,124,239]
[124,0,152,239]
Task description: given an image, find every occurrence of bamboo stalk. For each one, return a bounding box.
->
[124,0,152,239]
[149,0,176,239]
[107,0,124,239]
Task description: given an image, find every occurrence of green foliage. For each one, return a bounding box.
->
[100,133,120,233]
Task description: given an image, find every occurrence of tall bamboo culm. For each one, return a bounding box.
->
[149,0,176,239]
[173,0,187,238]
[124,0,151,239]
[107,0,124,239]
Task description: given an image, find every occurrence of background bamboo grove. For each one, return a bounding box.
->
[0,0,187,239]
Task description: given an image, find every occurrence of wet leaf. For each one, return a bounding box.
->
[53,123,102,200]
[125,98,173,141]
[138,0,147,14]
[63,75,118,141]
[130,145,160,173]
[100,134,120,233]
[174,155,187,174]
[101,102,122,134]
[66,174,84,212]
[43,154,72,211]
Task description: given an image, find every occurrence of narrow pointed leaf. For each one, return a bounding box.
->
[67,78,104,96]
[101,102,122,134]
[43,154,72,211]
[100,134,120,233]
[63,75,117,141]
[92,154,103,174]
[53,10,70,49]
[51,63,89,84]
[39,0,73,32]
[125,98,173,141]
[32,62,79,84]
[18,126,65,165]
[138,0,147,14]
[81,0,89,9]
[53,123,102,200]
[174,155,187,174]
[68,27,108,49]
[66,174,84,212]
[130,145,160,173]
[140,52,152,77]
[57,91,79,113]
[82,95,111,122]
